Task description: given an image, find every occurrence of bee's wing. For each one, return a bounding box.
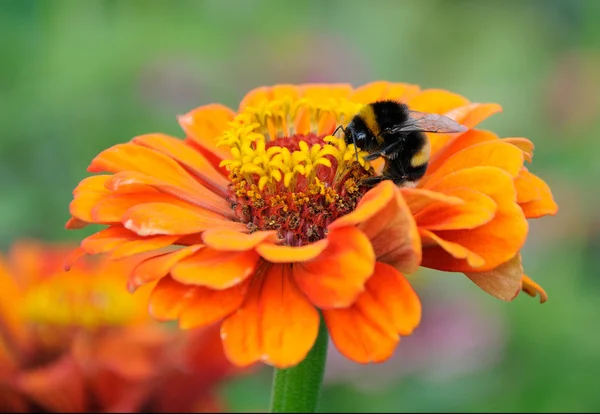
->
[386,111,468,134]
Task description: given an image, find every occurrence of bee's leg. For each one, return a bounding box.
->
[363,141,404,161]
[332,125,345,136]
[359,175,390,187]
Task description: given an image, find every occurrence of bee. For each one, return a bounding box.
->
[336,100,467,187]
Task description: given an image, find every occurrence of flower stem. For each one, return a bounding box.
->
[270,315,329,413]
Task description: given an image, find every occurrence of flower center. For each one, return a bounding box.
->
[219,97,375,246]
[21,271,142,328]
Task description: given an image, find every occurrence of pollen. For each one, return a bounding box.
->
[218,97,374,245]
[20,273,140,328]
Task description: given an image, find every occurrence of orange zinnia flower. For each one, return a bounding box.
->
[0,240,238,413]
[65,81,557,368]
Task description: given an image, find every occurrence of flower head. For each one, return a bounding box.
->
[65,81,557,368]
[0,240,239,412]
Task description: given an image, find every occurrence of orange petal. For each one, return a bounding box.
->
[428,129,500,173]
[464,254,523,301]
[420,228,485,268]
[444,103,503,129]
[202,229,280,251]
[518,172,558,218]
[503,137,534,162]
[256,240,328,263]
[91,191,190,223]
[69,175,112,222]
[422,166,528,272]
[122,202,246,236]
[271,84,301,101]
[293,227,375,309]
[16,355,87,413]
[353,186,421,274]
[414,187,497,231]
[221,264,320,368]
[350,81,391,103]
[381,82,421,102]
[148,276,247,329]
[171,248,259,289]
[400,187,465,215]
[177,104,234,161]
[80,225,178,259]
[132,133,229,195]
[300,83,352,102]
[127,246,203,292]
[323,261,420,364]
[514,168,541,204]
[521,274,548,303]
[65,217,88,229]
[88,143,230,215]
[239,86,272,110]
[328,180,396,229]
[423,141,524,189]
[407,89,470,114]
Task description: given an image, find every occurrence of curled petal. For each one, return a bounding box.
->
[221,264,319,368]
[323,262,421,364]
[422,166,528,272]
[503,138,534,162]
[294,227,375,309]
[514,169,541,204]
[518,171,558,218]
[171,248,260,290]
[414,187,497,231]
[334,182,421,274]
[464,254,523,301]
[521,274,548,303]
[128,246,203,292]
[202,229,280,251]
[69,175,112,222]
[420,229,485,268]
[148,276,247,328]
[400,187,465,216]
[256,240,328,263]
[122,202,246,236]
[133,133,229,194]
[177,104,234,161]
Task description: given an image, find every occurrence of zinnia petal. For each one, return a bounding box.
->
[148,276,247,328]
[521,274,548,303]
[171,248,260,289]
[518,171,558,218]
[132,133,229,194]
[177,104,235,161]
[221,264,319,368]
[422,166,528,272]
[89,143,230,215]
[122,202,246,236]
[201,229,280,251]
[293,227,375,309]
[464,254,524,301]
[323,262,420,364]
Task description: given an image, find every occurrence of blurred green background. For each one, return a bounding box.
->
[1,0,599,412]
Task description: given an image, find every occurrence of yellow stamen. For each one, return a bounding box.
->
[218,97,371,193]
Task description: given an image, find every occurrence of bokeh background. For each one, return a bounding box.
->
[1,0,599,412]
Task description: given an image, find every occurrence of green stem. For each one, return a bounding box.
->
[270,315,329,413]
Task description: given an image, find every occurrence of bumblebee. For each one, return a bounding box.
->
[338,100,467,187]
